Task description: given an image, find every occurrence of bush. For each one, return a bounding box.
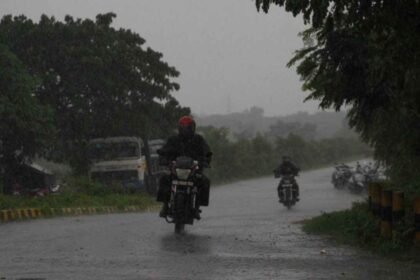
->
[64,176,111,196]
[0,190,157,211]
[199,126,369,184]
[303,202,416,254]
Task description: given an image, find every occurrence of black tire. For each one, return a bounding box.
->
[333,177,344,189]
[348,183,363,194]
[277,187,282,202]
[174,193,186,234]
[284,188,293,209]
[285,187,291,200]
[175,222,185,234]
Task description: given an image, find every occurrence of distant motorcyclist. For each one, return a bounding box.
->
[156,116,212,219]
[274,156,300,201]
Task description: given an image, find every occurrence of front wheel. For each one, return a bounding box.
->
[284,201,292,210]
[283,188,294,209]
[173,193,187,234]
[175,222,185,234]
[348,183,363,194]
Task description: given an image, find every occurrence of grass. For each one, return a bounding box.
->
[0,176,159,212]
[0,192,158,211]
[302,201,420,260]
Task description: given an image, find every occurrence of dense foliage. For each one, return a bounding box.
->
[255,1,420,184]
[0,13,189,177]
[0,44,55,194]
[199,126,369,183]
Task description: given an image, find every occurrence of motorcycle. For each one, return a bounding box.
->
[12,181,61,197]
[331,164,352,189]
[347,171,367,194]
[275,172,299,209]
[165,156,203,234]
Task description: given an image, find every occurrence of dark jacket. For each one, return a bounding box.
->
[157,134,212,166]
[275,161,300,177]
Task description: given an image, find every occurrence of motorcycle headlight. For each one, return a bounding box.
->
[176,168,191,180]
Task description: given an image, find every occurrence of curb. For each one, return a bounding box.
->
[0,205,158,223]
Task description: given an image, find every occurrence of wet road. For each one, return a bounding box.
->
[1,166,419,279]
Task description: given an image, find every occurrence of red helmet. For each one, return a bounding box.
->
[178,116,196,138]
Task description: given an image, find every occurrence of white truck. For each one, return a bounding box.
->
[88,137,165,193]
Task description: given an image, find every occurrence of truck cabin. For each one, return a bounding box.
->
[88,137,145,189]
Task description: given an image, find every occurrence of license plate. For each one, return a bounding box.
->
[172,180,194,186]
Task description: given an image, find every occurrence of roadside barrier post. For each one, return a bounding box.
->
[414,197,420,243]
[380,190,393,239]
[370,183,382,216]
[392,191,404,225]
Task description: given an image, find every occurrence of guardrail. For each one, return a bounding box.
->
[0,205,158,223]
[368,183,419,241]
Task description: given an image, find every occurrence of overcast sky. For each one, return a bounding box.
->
[0,0,322,116]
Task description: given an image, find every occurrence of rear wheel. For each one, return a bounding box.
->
[284,188,293,209]
[277,185,283,203]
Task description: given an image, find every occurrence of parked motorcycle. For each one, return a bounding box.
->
[275,172,299,209]
[331,164,352,189]
[347,171,367,194]
[12,182,61,197]
[165,156,203,234]
[332,161,387,194]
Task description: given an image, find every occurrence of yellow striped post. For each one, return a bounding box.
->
[380,190,393,239]
[36,208,42,217]
[8,210,15,220]
[414,197,420,243]
[20,209,26,219]
[392,191,404,225]
[1,210,8,222]
[29,209,34,218]
[14,209,22,220]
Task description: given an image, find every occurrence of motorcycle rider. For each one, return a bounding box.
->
[274,156,300,202]
[156,115,212,219]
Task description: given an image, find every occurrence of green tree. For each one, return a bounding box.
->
[198,126,234,182]
[0,13,189,173]
[255,1,420,183]
[0,44,55,194]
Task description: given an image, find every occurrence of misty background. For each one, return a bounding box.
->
[0,0,323,116]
